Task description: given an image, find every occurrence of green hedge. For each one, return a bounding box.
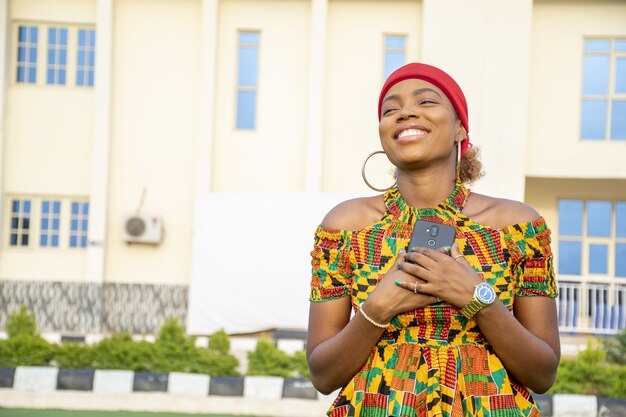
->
[247,339,309,379]
[547,334,626,398]
[0,306,309,379]
[0,306,243,375]
[4,306,626,396]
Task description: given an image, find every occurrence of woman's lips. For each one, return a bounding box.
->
[394,125,430,142]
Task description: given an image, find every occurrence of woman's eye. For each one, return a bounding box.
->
[382,107,397,116]
[420,99,437,105]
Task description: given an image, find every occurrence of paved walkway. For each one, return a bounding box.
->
[0,391,330,417]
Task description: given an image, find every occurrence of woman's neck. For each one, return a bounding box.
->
[395,170,457,209]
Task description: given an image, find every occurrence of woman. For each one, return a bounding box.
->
[306,63,560,417]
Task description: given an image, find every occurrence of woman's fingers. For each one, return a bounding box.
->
[398,255,435,281]
[394,278,431,295]
[449,242,467,264]
[404,248,446,272]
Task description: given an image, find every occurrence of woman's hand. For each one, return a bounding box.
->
[362,249,442,323]
[393,243,482,308]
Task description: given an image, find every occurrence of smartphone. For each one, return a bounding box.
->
[408,219,456,250]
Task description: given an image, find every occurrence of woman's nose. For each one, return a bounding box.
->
[397,104,418,121]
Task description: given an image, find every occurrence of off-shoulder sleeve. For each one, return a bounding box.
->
[503,217,558,298]
[309,225,354,302]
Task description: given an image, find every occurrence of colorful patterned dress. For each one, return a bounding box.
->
[309,182,558,417]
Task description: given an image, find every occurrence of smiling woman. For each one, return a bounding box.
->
[0,410,261,417]
[306,63,560,417]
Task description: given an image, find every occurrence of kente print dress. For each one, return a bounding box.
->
[309,182,558,417]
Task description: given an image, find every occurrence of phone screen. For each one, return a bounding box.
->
[408,219,456,250]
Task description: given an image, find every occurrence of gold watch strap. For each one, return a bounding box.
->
[460,299,486,319]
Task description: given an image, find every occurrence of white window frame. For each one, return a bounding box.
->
[4,196,89,250]
[12,22,96,88]
[383,34,407,80]
[581,37,626,141]
[558,198,626,278]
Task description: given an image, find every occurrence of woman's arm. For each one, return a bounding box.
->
[478,295,560,393]
[306,297,385,394]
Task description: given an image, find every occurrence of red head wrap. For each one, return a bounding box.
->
[378,63,472,155]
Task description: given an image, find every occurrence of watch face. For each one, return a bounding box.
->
[475,283,496,304]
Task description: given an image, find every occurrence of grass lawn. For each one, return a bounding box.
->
[0,410,264,417]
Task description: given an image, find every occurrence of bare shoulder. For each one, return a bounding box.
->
[321,195,387,231]
[464,192,541,229]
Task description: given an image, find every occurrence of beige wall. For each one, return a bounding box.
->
[2,0,625,290]
[1,0,96,281]
[105,0,199,284]
[212,0,310,192]
[323,0,421,193]
[10,0,95,23]
[528,0,626,179]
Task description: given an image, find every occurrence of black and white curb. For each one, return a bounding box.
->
[1,367,625,416]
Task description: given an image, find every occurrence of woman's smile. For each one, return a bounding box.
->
[395,124,430,143]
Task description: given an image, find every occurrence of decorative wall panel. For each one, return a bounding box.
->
[102,283,188,334]
[0,281,187,335]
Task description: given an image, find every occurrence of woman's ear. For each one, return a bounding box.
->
[457,125,467,141]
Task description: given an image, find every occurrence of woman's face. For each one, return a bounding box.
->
[378,78,463,171]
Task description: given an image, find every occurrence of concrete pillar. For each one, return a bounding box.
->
[422,0,533,201]
[0,0,8,258]
[85,0,113,290]
[305,0,327,192]
[195,0,219,195]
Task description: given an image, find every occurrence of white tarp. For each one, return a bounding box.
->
[186,192,354,335]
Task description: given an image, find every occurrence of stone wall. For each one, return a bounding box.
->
[0,280,188,334]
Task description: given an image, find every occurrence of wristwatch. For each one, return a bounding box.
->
[460,282,497,319]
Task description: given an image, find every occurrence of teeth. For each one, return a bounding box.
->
[398,129,426,138]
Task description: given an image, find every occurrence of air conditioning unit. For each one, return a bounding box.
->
[122,215,163,244]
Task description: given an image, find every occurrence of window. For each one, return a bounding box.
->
[14,23,95,87]
[10,199,31,246]
[40,200,61,247]
[77,29,96,87]
[69,201,89,248]
[17,25,38,84]
[47,27,68,85]
[581,38,626,140]
[384,35,406,79]
[558,199,626,277]
[236,31,260,129]
[6,197,90,249]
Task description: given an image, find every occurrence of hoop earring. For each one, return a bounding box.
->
[361,150,396,192]
[455,141,461,181]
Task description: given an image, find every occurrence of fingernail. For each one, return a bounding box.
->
[409,246,416,252]
[399,248,404,254]
[394,280,402,285]
[397,260,402,266]
[444,245,451,253]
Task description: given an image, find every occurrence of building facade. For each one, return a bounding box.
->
[0,0,625,336]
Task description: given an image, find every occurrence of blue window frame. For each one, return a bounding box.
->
[558,199,626,277]
[581,38,626,140]
[236,31,260,129]
[40,200,61,247]
[47,27,68,85]
[77,28,96,87]
[9,199,31,246]
[384,35,406,79]
[69,201,89,248]
[17,25,38,84]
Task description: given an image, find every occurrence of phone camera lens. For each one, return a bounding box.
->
[429,225,439,237]
[427,239,436,247]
